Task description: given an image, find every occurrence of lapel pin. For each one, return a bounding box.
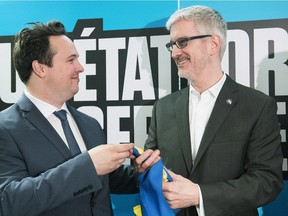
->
[226,98,232,105]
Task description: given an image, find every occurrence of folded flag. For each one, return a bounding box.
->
[132,147,178,216]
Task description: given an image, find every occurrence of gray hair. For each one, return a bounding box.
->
[166,5,227,58]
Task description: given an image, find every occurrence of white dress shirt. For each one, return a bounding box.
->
[25,90,87,153]
[189,74,226,216]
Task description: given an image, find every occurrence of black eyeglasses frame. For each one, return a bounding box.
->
[165,34,212,52]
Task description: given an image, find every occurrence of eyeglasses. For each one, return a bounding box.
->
[165,34,212,52]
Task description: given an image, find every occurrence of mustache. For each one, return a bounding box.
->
[174,55,190,65]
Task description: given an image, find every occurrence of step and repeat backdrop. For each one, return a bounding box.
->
[0,1,287,215]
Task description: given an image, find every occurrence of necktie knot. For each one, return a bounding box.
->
[54,110,68,121]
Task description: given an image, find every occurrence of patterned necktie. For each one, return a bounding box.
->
[54,110,81,156]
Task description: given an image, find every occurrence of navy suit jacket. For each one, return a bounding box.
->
[0,94,137,216]
[145,75,284,216]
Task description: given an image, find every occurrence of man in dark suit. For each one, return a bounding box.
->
[141,5,284,216]
[0,21,159,216]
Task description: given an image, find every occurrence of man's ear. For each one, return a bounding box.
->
[31,60,46,78]
[210,34,221,56]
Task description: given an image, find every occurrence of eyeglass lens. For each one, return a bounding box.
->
[166,35,212,52]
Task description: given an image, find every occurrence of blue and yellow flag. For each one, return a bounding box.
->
[132,147,178,216]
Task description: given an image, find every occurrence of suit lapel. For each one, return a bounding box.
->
[175,87,193,173]
[17,95,72,159]
[192,76,239,171]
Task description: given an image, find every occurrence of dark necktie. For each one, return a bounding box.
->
[54,110,81,156]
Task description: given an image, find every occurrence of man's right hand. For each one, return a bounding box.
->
[88,143,134,175]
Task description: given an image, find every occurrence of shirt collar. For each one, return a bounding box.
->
[25,89,69,118]
[190,73,226,98]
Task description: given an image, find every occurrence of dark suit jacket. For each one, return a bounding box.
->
[0,94,137,216]
[145,75,284,216]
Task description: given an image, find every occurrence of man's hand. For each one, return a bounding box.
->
[88,143,134,175]
[132,148,160,173]
[163,170,199,209]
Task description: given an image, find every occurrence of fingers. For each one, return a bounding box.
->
[163,173,200,208]
[135,149,160,172]
[88,143,134,175]
[162,180,171,192]
[114,143,134,153]
[108,143,134,159]
[162,170,179,192]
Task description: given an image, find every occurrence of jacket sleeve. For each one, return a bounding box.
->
[0,124,102,216]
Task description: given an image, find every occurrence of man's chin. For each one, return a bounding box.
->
[71,88,79,98]
[178,70,189,80]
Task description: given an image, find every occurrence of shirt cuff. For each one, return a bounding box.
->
[196,184,205,216]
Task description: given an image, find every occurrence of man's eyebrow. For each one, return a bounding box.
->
[67,54,79,59]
